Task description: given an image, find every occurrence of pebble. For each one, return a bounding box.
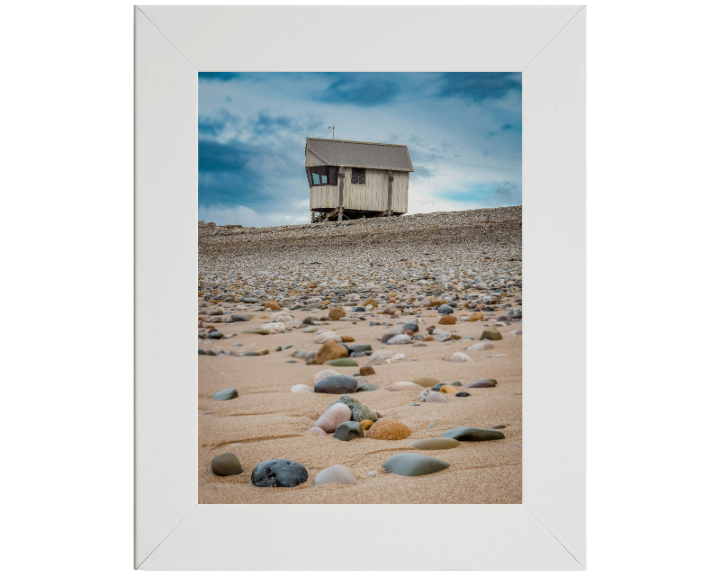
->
[314,331,342,344]
[315,340,348,364]
[314,374,358,394]
[409,402,421,406]
[388,334,412,345]
[359,366,376,376]
[368,471,377,477]
[423,391,449,403]
[438,315,457,325]
[212,388,238,401]
[480,327,502,340]
[308,426,327,435]
[438,304,454,315]
[492,424,507,429]
[382,453,450,477]
[467,378,498,388]
[291,384,314,394]
[450,352,473,363]
[251,459,309,487]
[201,411,212,415]
[331,395,378,422]
[456,392,471,397]
[439,385,460,393]
[314,368,340,383]
[314,403,352,433]
[324,358,359,367]
[333,421,364,441]
[442,427,506,441]
[356,383,379,392]
[313,464,358,486]
[366,419,412,440]
[211,453,243,476]
[243,328,269,335]
[328,307,346,321]
[410,438,461,450]
[412,377,440,388]
[360,419,374,430]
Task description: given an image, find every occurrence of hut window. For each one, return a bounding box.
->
[306,166,338,187]
[351,168,366,185]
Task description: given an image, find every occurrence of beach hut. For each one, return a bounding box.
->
[305,137,414,222]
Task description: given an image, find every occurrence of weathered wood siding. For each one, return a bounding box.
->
[306,149,410,213]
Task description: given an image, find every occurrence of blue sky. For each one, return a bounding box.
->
[199,72,521,227]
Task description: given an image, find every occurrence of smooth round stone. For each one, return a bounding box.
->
[450,380,462,387]
[439,385,460,393]
[208,331,223,339]
[480,327,503,341]
[402,323,419,333]
[206,350,217,356]
[324,358,359,367]
[412,377,440,388]
[388,334,412,345]
[352,306,366,312]
[314,403,352,433]
[450,352,473,362]
[438,304,454,315]
[389,381,424,392]
[201,411,212,415]
[431,383,446,391]
[366,419,411,440]
[360,419,374,430]
[382,453,450,477]
[211,453,243,476]
[243,329,269,335]
[212,388,238,401]
[333,421,364,441]
[314,331,342,344]
[356,383,379,392]
[291,384,315,394]
[467,379,498,388]
[348,344,372,353]
[251,459,309,487]
[315,374,358,394]
[411,438,461,450]
[456,392,471,397]
[423,391,448,403]
[314,369,340,383]
[442,427,506,441]
[308,426,327,435]
[368,471,377,477]
[198,349,207,355]
[331,395,378,422]
[359,366,376,376]
[313,464,358,486]
[409,402,421,406]
[492,424,507,429]
[301,326,318,333]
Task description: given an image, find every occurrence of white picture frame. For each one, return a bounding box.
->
[135,5,586,570]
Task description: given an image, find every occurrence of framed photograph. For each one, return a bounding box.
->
[135,5,585,570]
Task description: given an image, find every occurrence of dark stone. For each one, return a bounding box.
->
[451,380,462,387]
[198,349,207,355]
[331,395,377,422]
[431,383,447,391]
[244,351,260,357]
[251,459,308,487]
[352,306,366,312]
[333,421,364,441]
[438,304,454,315]
[456,392,470,397]
[212,388,238,401]
[382,453,450,476]
[314,374,358,394]
[230,314,252,322]
[442,427,505,441]
[402,323,419,333]
[467,379,498,388]
[211,453,243,476]
[348,344,372,354]
[243,329,269,335]
[208,331,223,339]
[302,316,319,326]
[491,424,506,429]
[206,350,217,356]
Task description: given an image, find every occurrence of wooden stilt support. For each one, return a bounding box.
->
[386,170,394,216]
[338,167,345,222]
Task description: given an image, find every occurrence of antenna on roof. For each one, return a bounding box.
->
[328,126,334,138]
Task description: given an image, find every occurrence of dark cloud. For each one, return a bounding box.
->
[437,73,521,104]
[313,73,402,107]
[198,72,242,82]
[198,117,225,137]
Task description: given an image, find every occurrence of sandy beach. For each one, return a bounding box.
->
[198,206,522,504]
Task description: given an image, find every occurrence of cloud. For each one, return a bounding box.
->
[487,122,515,138]
[312,73,402,107]
[199,203,309,227]
[437,72,521,104]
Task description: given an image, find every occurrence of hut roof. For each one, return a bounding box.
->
[305,138,414,172]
